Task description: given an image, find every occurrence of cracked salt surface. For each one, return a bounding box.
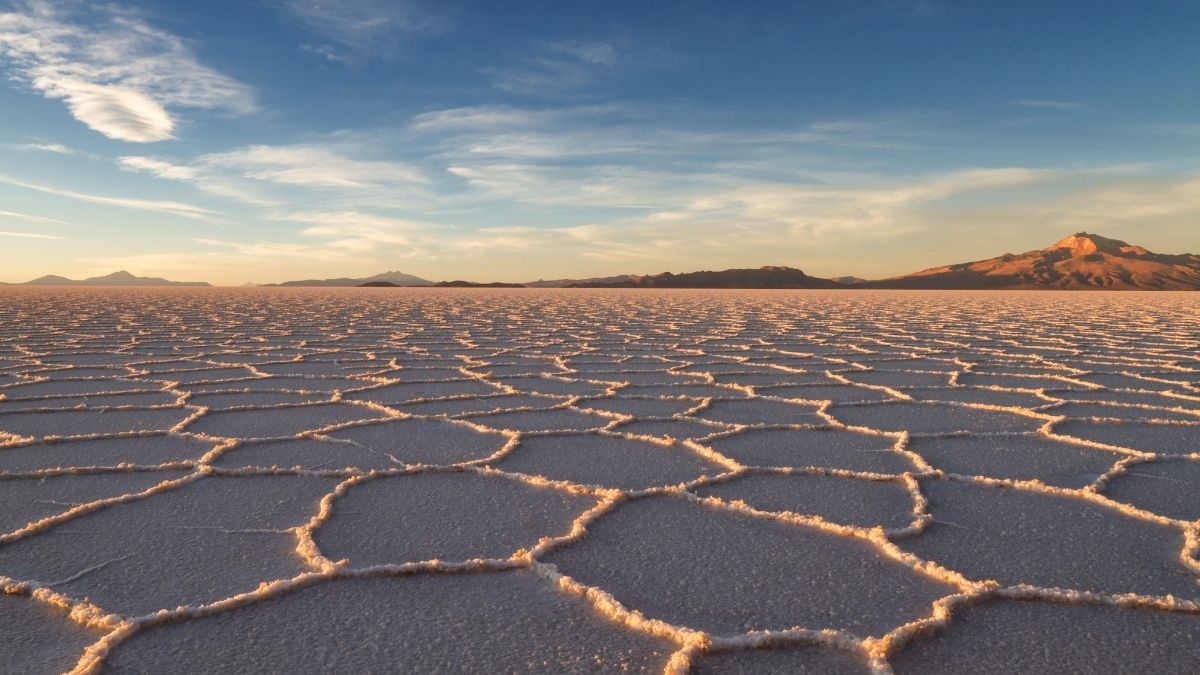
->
[692,644,870,674]
[0,288,1198,674]
[0,435,213,473]
[493,433,727,490]
[905,435,1121,488]
[1,594,102,674]
[542,495,958,636]
[692,472,918,530]
[314,471,598,565]
[104,571,674,674]
[890,599,1200,674]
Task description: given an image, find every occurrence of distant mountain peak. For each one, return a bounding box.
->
[874,232,1198,290]
[272,271,432,287]
[100,270,138,280]
[1044,232,1148,257]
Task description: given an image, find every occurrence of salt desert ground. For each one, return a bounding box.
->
[1,287,1198,674]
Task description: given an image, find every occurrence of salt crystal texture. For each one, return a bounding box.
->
[0,287,1197,674]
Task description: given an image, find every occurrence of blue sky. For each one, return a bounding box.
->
[1,0,1198,284]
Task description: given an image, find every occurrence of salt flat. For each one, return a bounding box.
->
[0,287,1197,674]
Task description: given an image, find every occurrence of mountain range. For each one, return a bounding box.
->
[7,233,1198,290]
[564,265,842,288]
[359,280,525,288]
[862,232,1200,290]
[553,233,1200,290]
[19,271,210,287]
[525,274,635,288]
[267,270,432,287]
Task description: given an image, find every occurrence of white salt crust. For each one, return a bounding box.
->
[0,288,1196,674]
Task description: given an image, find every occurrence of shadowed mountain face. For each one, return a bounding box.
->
[525,275,634,288]
[432,280,526,288]
[569,266,842,289]
[357,280,525,288]
[869,233,1200,290]
[24,271,210,286]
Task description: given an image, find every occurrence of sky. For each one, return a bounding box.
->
[0,0,1198,285]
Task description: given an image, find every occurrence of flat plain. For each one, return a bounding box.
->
[1,287,1198,674]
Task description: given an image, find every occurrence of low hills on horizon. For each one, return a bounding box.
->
[268,271,432,287]
[265,232,1200,291]
[561,265,843,289]
[8,233,1200,290]
[11,270,211,287]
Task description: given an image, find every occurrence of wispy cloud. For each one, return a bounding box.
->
[1028,172,1200,230]
[439,166,1111,266]
[413,104,929,168]
[825,1,941,29]
[11,141,74,154]
[279,0,440,64]
[281,210,432,234]
[60,163,1198,283]
[547,40,618,66]
[115,141,433,216]
[425,110,932,210]
[71,210,447,282]
[0,0,255,142]
[445,162,701,208]
[122,143,427,194]
[278,210,445,258]
[194,237,357,261]
[410,105,572,132]
[74,231,428,283]
[1011,99,1090,111]
[0,229,63,239]
[118,155,199,181]
[0,208,70,225]
[1148,122,1200,137]
[117,154,274,205]
[483,39,622,95]
[205,144,426,188]
[671,167,1051,239]
[0,173,220,221]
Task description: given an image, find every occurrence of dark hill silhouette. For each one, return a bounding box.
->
[568,266,841,288]
[272,271,431,287]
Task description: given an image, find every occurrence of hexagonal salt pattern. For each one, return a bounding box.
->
[1,288,1198,674]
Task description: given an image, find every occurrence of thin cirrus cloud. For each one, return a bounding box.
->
[194,237,358,261]
[280,210,435,239]
[409,105,574,132]
[117,154,277,207]
[279,0,439,63]
[415,104,931,174]
[120,143,427,195]
[483,39,621,95]
[0,172,220,221]
[0,229,64,239]
[0,0,255,142]
[13,141,74,154]
[58,165,1198,284]
[1010,99,1090,111]
[117,155,199,182]
[204,145,427,188]
[0,208,71,225]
